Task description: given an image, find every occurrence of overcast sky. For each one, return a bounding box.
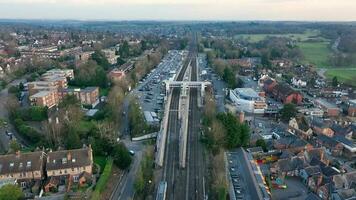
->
[1,0,356,21]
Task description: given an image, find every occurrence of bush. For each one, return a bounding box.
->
[13,118,42,144]
[91,159,113,200]
[16,106,48,121]
[112,143,132,170]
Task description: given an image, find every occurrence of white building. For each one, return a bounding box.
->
[291,77,307,88]
[229,88,267,114]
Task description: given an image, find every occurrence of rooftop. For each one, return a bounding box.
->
[0,151,44,175]
[232,88,260,99]
[30,90,54,98]
[46,147,92,171]
[315,98,338,109]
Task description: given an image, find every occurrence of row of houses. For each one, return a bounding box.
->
[262,78,303,105]
[271,146,356,200]
[0,146,93,196]
[28,69,100,108]
[288,116,356,159]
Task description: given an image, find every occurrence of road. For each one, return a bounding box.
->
[0,78,29,153]
[111,141,144,200]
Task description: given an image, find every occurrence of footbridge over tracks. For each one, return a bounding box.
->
[164,80,211,97]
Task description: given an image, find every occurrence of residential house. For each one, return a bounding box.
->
[317,183,333,200]
[46,146,93,185]
[291,77,307,88]
[315,135,343,156]
[300,165,322,185]
[304,148,329,166]
[305,193,322,200]
[271,59,293,68]
[331,124,354,140]
[334,136,356,159]
[288,117,313,140]
[270,155,307,177]
[273,134,313,154]
[348,99,356,117]
[310,118,335,137]
[0,151,44,190]
[332,189,356,200]
[333,171,356,191]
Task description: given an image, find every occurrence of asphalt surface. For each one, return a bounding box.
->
[111,142,144,200]
[199,54,226,113]
[0,78,29,153]
[233,148,263,200]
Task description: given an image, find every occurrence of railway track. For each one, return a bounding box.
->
[162,34,205,200]
[186,56,204,200]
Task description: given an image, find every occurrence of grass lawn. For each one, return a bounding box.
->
[325,68,356,86]
[94,156,107,170]
[298,41,332,67]
[235,29,322,43]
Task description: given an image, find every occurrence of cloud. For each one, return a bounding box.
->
[0,0,356,21]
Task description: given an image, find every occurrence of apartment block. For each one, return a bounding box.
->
[58,87,99,107]
[29,90,59,108]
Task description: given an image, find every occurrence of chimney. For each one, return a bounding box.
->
[239,111,245,123]
[88,144,93,163]
[15,150,21,158]
[67,152,72,161]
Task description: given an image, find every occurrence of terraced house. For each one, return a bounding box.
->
[0,146,93,195]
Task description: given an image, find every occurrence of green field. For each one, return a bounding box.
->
[235,30,322,43]
[299,41,331,67]
[325,68,356,86]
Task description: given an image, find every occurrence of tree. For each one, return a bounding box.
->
[9,140,21,152]
[261,52,271,68]
[216,112,250,149]
[119,41,130,58]
[117,57,125,66]
[72,60,108,88]
[280,103,297,122]
[18,82,24,91]
[91,50,110,70]
[332,76,339,87]
[222,67,236,88]
[0,184,24,200]
[256,139,267,152]
[112,143,132,169]
[64,128,82,150]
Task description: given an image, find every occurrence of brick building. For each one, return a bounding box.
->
[58,87,99,107]
[271,83,303,105]
[314,99,340,117]
[29,90,59,108]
